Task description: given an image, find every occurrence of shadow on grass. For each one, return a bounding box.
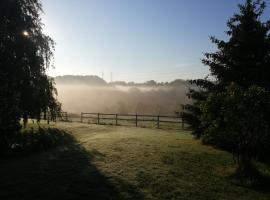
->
[0,128,144,200]
[15,128,75,155]
[231,165,270,194]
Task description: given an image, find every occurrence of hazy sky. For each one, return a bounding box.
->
[42,0,270,83]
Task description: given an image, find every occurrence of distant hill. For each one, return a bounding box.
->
[54,75,107,86]
[54,75,193,88]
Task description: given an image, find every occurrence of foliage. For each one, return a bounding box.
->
[200,85,270,172]
[12,127,74,155]
[183,0,270,173]
[0,74,21,153]
[0,0,60,153]
[182,78,216,138]
[202,0,270,89]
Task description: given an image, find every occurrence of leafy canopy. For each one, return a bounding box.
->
[183,0,270,172]
[203,0,270,89]
[0,0,60,153]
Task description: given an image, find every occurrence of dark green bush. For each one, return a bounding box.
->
[7,128,74,156]
[200,85,270,172]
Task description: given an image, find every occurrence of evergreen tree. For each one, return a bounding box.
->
[203,0,270,89]
[183,0,270,172]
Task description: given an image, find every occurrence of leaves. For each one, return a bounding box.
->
[183,0,270,170]
[201,86,270,164]
[0,0,60,153]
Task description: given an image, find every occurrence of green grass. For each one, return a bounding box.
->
[1,122,270,200]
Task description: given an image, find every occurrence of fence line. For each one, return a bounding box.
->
[39,112,68,124]
[80,112,185,129]
[38,111,186,129]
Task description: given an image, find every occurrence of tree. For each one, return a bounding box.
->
[183,0,270,174]
[203,0,270,89]
[0,0,60,153]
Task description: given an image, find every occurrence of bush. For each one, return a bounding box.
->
[200,85,270,174]
[2,127,74,157]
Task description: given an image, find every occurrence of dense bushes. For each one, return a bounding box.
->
[200,85,270,172]
[2,127,74,157]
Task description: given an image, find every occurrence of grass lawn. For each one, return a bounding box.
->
[0,122,269,200]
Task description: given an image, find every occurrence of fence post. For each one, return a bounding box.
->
[81,112,83,123]
[65,112,68,121]
[135,114,138,127]
[157,115,160,129]
[116,114,118,126]
[182,116,184,129]
[47,112,50,125]
[98,113,100,125]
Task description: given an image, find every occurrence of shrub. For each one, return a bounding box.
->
[200,85,270,174]
[3,128,74,157]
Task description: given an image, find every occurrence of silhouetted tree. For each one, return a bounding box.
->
[0,0,60,153]
[203,0,270,89]
[183,0,270,173]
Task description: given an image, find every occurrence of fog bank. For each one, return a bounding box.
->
[56,84,191,116]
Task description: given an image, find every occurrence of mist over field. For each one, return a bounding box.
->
[54,76,192,115]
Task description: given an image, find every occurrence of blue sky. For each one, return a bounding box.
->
[42,0,270,82]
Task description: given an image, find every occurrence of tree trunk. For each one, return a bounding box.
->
[237,154,255,177]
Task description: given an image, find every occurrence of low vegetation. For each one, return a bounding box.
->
[0,122,269,200]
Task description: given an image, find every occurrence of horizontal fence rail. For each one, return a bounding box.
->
[80,112,185,129]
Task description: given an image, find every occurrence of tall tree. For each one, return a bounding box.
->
[203,0,270,89]
[183,0,270,173]
[0,0,60,153]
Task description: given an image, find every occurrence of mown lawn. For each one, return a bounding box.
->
[0,122,269,200]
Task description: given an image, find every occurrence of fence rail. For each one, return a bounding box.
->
[80,112,185,129]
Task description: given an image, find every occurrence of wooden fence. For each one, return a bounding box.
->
[80,112,185,129]
[40,112,68,124]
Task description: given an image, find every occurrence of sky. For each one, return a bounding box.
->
[42,0,270,83]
